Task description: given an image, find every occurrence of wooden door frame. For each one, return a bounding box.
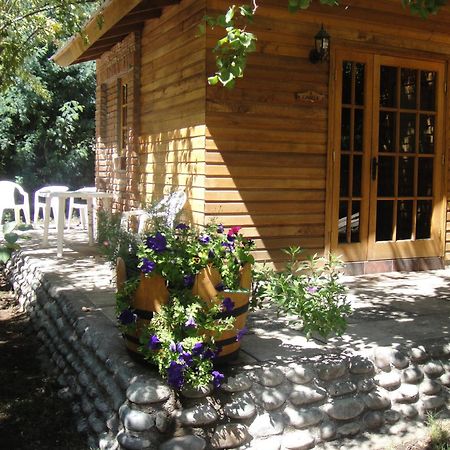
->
[325,46,448,262]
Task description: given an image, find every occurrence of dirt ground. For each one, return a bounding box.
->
[0,272,88,450]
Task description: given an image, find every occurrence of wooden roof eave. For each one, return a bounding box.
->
[52,0,178,67]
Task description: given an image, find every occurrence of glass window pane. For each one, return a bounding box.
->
[420,71,436,111]
[351,201,361,243]
[418,158,433,197]
[397,200,413,240]
[378,156,395,197]
[379,112,396,153]
[355,63,365,106]
[354,109,364,151]
[401,68,417,109]
[376,201,394,241]
[338,201,348,243]
[341,108,351,151]
[400,113,416,153]
[340,155,349,197]
[398,157,414,197]
[416,200,432,239]
[342,61,352,104]
[419,115,435,154]
[353,155,362,197]
[380,66,397,108]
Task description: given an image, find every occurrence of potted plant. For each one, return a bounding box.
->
[115,222,254,389]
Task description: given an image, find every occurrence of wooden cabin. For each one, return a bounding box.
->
[53,0,450,274]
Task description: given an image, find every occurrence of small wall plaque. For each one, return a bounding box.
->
[295,90,325,104]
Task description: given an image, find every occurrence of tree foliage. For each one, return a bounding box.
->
[206,0,448,88]
[0,47,96,194]
[0,0,100,91]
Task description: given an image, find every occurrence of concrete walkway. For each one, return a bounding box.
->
[16,225,450,362]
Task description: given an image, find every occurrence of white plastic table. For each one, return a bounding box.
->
[42,190,114,257]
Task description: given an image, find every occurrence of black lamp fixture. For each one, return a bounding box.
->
[309,24,330,64]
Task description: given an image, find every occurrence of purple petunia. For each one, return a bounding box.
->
[169,341,184,353]
[179,351,193,366]
[183,274,195,288]
[215,282,225,292]
[118,309,137,325]
[199,235,210,245]
[217,224,224,233]
[148,335,162,350]
[208,249,215,259]
[175,223,189,230]
[307,286,318,294]
[212,370,225,388]
[236,326,248,342]
[202,347,218,360]
[221,241,234,251]
[222,297,235,313]
[140,258,156,274]
[146,232,167,252]
[192,342,204,356]
[167,361,185,389]
[184,316,197,328]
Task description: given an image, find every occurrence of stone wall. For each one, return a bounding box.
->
[6,250,450,450]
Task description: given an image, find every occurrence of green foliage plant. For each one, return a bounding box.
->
[115,221,255,389]
[254,246,351,339]
[97,210,140,277]
[0,222,21,263]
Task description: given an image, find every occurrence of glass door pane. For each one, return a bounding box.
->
[338,61,366,244]
[375,65,436,244]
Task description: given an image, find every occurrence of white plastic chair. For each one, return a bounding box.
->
[121,190,187,233]
[33,185,69,225]
[0,181,31,225]
[67,187,96,229]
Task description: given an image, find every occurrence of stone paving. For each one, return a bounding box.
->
[6,225,450,449]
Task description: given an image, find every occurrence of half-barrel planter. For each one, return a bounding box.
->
[116,258,251,363]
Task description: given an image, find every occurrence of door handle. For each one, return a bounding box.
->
[371,157,378,181]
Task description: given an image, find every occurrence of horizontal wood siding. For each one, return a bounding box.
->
[139,0,206,225]
[205,0,450,265]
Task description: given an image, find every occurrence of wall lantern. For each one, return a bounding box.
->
[309,25,330,64]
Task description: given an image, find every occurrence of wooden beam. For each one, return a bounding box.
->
[52,0,178,66]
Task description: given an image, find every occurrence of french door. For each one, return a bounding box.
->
[331,50,445,261]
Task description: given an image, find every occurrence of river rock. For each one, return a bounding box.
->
[249,412,284,438]
[224,395,256,419]
[252,368,285,387]
[289,385,327,406]
[402,366,424,384]
[160,435,206,450]
[363,388,391,410]
[260,388,288,411]
[284,406,324,429]
[126,381,171,404]
[282,430,315,450]
[392,384,419,404]
[423,361,444,379]
[179,404,218,426]
[363,411,384,430]
[123,409,155,432]
[317,360,347,381]
[328,381,357,397]
[211,423,251,449]
[324,398,365,420]
[221,375,252,393]
[348,356,374,375]
[419,379,441,396]
[286,365,315,384]
[376,371,401,390]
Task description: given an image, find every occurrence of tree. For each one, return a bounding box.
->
[206,0,448,88]
[0,46,96,194]
[0,0,100,91]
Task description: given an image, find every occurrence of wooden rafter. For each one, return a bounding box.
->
[52,0,178,66]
